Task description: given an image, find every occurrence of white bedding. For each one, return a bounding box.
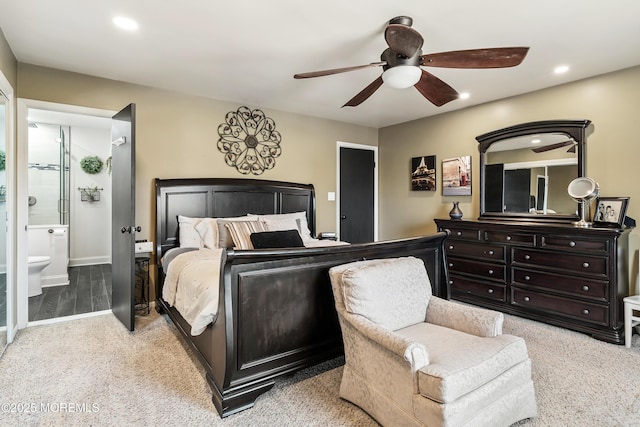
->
[163,248,224,336]
[162,239,349,336]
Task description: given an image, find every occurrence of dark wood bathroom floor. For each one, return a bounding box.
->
[28,264,112,322]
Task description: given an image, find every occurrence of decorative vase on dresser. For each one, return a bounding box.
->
[436,119,634,344]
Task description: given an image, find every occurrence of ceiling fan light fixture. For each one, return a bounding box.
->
[382,66,421,89]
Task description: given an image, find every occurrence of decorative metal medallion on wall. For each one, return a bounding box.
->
[217,106,282,175]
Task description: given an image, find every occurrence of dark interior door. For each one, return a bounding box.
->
[339,147,374,243]
[111,104,136,331]
[504,169,531,213]
[484,163,504,212]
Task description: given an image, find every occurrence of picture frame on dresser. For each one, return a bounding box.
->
[593,196,629,228]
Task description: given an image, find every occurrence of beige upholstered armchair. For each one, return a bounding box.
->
[329,257,537,427]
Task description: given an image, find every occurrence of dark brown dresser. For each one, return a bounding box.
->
[435,218,632,344]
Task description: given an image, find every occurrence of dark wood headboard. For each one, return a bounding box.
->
[155,178,316,262]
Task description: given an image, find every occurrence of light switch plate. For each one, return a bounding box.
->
[328,191,336,201]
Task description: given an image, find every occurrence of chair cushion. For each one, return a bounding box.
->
[396,322,529,403]
[339,257,432,331]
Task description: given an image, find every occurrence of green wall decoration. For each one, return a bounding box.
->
[80,155,103,174]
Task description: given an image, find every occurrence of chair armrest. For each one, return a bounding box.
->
[426,297,504,337]
[343,311,430,369]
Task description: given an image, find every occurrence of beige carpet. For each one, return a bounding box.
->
[1,309,640,426]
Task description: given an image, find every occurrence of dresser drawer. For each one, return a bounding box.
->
[447,227,480,241]
[512,248,607,277]
[541,235,609,254]
[446,241,505,262]
[512,268,609,302]
[450,275,506,302]
[447,257,505,282]
[511,287,608,326]
[484,231,535,246]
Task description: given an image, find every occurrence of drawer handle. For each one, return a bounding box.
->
[449,245,454,250]
[488,250,494,255]
[524,255,531,260]
[524,275,531,281]
[506,236,512,241]
[488,269,494,275]
[582,309,590,315]
[569,241,576,247]
[523,296,530,302]
[582,285,589,292]
[456,231,462,236]
[583,262,590,268]
[488,289,494,294]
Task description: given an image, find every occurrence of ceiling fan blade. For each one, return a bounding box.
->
[531,140,574,153]
[385,24,424,58]
[342,76,384,107]
[294,62,386,79]
[420,47,529,69]
[413,70,459,107]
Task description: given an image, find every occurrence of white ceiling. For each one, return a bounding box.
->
[1,1,640,128]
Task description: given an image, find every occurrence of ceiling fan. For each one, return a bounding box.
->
[531,140,576,153]
[293,16,529,108]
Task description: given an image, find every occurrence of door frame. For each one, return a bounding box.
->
[336,141,378,241]
[16,99,115,329]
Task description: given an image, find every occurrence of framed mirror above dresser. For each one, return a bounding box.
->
[436,119,633,345]
[478,119,592,221]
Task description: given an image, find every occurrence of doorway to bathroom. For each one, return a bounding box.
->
[18,100,115,326]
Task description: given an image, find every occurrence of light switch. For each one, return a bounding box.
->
[328,192,336,201]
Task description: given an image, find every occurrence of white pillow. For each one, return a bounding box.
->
[262,217,300,232]
[195,215,258,249]
[194,218,218,249]
[178,215,203,248]
[256,212,313,241]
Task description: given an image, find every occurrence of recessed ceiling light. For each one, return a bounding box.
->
[459,92,470,100]
[531,138,541,144]
[113,16,139,31]
[554,65,569,74]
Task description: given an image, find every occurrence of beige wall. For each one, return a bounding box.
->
[17,64,378,245]
[379,65,640,292]
[0,27,16,88]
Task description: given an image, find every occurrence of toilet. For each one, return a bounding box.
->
[28,255,52,297]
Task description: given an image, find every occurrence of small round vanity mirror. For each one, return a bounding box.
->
[567,177,599,227]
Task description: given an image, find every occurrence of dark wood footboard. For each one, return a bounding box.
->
[156,234,448,417]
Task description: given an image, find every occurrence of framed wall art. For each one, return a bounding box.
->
[411,155,436,191]
[593,196,629,228]
[442,156,472,196]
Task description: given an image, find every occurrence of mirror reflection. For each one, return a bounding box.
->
[477,120,592,222]
[485,133,578,215]
[0,89,7,354]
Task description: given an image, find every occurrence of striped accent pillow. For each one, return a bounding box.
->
[224,220,267,249]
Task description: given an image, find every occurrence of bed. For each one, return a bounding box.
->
[154,177,449,417]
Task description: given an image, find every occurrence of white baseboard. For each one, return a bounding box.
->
[69,256,111,267]
[41,274,69,287]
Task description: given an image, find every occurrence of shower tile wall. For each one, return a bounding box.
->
[28,123,65,225]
